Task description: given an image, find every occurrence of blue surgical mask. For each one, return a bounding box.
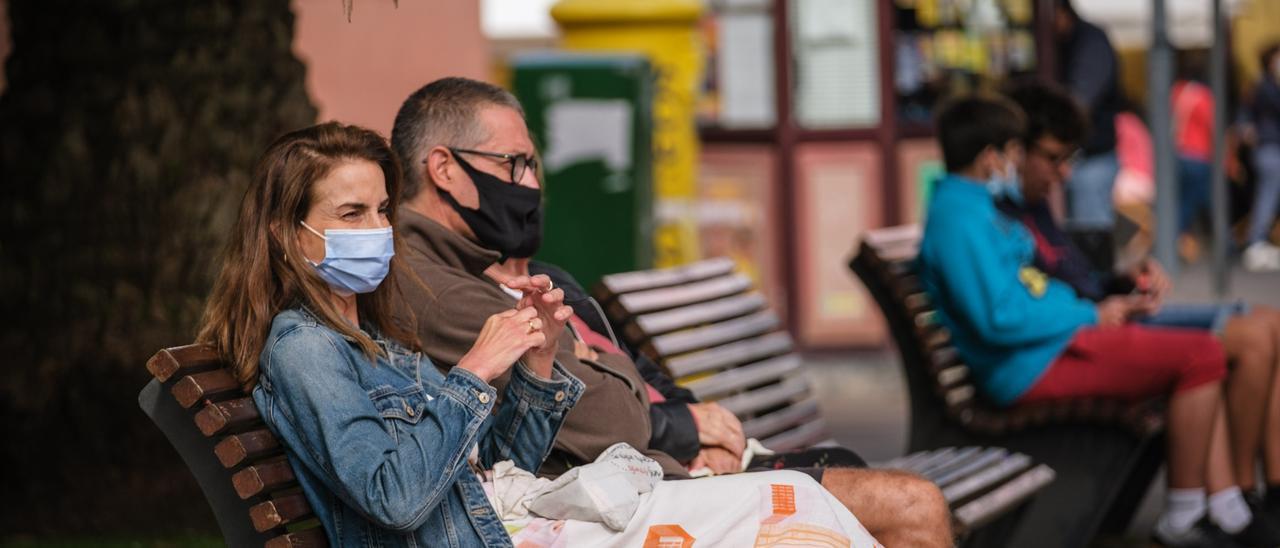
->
[300,221,395,295]
[986,158,1024,205]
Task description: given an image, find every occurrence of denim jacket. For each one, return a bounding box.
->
[252,307,584,547]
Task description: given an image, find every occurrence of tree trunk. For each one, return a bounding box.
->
[0,0,316,535]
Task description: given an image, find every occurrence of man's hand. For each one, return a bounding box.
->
[503,274,572,375]
[688,402,746,456]
[1096,295,1142,327]
[689,446,742,475]
[572,338,599,361]
[1134,258,1172,299]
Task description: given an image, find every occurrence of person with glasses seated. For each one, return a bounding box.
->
[998,82,1280,546]
[389,76,954,547]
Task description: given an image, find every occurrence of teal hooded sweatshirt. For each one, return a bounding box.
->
[916,174,1098,405]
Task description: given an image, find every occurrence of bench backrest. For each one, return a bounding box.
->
[594,257,834,452]
[848,225,1164,445]
[139,344,327,548]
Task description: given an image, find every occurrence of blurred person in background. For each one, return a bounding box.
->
[1240,42,1280,272]
[1054,0,1125,270]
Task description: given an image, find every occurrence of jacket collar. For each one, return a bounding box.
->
[397,206,502,277]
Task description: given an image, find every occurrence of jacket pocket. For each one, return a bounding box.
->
[368,384,432,444]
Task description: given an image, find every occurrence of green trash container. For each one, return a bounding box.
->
[512,52,653,290]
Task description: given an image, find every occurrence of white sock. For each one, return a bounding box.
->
[1156,488,1208,538]
[1209,486,1253,534]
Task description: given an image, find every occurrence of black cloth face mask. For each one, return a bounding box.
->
[438,152,543,260]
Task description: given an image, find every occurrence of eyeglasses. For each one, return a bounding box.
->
[1031,143,1082,168]
[449,147,539,185]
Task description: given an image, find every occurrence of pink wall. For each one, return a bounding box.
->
[291,0,490,137]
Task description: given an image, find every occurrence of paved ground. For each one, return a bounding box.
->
[801,263,1280,543]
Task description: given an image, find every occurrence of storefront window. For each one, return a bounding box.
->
[894,0,1037,126]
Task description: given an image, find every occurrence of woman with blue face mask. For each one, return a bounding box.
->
[195,122,585,547]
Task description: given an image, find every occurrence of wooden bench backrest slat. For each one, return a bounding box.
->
[633,293,767,339]
[195,397,262,437]
[597,256,736,298]
[215,429,283,469]
[663,331,793,379]
[684,354,802,401]
[648,311,779,358]
[265,527,329,548]
[615,274,753,316]
[172,368,243,409]
[716,377,811,418]
[147,344,223,383]
[251,492,316,532]
[758,419,830,453]
[233,458,297,499]
[740,397,822,440]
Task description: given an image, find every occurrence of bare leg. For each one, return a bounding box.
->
[1221,315,1277,489]
[1249,306,1280,485]
[1209,398,1239,494]
[1168,382,1224,489]
[821,468,952,548]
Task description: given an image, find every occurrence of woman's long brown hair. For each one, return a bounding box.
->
[197,122,421,390]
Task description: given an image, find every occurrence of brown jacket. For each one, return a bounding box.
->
[394,208,687,478]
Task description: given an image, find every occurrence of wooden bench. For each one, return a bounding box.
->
[593,257,1057,543]
[139,344,327,547]
[850,225,1167,548]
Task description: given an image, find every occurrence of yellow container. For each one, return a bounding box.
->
[552,0,704,266]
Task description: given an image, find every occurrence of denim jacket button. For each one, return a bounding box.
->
[405,403,415,417]
[554,391,565,402]
[477,392,491,404]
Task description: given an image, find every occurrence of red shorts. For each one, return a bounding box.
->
[1017,324,1227,404]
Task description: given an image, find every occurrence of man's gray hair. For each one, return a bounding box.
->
[390,77,525,201]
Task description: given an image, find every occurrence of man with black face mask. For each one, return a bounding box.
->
[391,77,952,547]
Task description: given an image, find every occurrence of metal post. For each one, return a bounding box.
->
[1149,0,1178,274]
[1210,0,1231,295]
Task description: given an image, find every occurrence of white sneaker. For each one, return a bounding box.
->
[1243,241,1280,272]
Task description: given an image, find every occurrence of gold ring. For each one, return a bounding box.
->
[527,319,537,333]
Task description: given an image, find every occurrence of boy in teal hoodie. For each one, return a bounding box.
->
[920,95,1239,546]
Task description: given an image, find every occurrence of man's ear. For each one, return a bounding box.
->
[425,146,454,194]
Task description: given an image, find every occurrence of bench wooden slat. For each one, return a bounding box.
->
[664,331,792,379]
[265,527,329,548]
[597,257,736,298]
[716,377,810,418]
[953,464,1057,530]
[741,397,821,440]
[684,354,802,401]
[759,419,830,453]
[928,448,1008,487]
[146,344,222,383]
[251,492,315,532]
[615,274,752,315]
[913,446,984,480]
[172,368,242,409]
[648,311,779,358]
[633,293,767,338]
[941,453,1033,504]
[215,429,282,468]
[892,446,960,474]
[233,458,297,499]
[195,397,261,437]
